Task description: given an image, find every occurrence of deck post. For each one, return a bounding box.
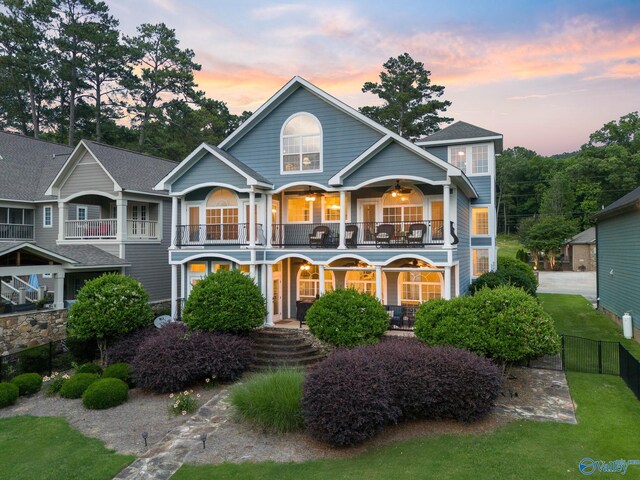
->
[249,190,256,248]
[319,265,326,295]
[338,191,347,249]
[170,196,178,248]
[443,184,451,248]
[375,266,383,302]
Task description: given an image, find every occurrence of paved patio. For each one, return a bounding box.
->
[537,271,596,303]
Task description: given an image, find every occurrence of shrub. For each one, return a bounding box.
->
[131,323,253,393]
[11,373,43,396]
[415,286,561,365]
[168,390,199,416]
[76,363,103,375]
[64,336,98,363]
[106,326,157,365]
[18,344,49,374]
[470,257,537,296]
[82,378,129,410]
[59,373,100,399]
[516,248,529,263]
[0,382,19,408]
[182,269,266,333]
[102,363,134,387]
[67,273,154,365]
[43,372,69,396]
[305,288,389,347]
[498,256,537,289]
[230,368,305,433]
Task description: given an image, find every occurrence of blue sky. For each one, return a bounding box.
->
[107,0,640,155]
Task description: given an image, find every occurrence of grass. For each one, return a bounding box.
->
[229,368,305,433]
[0,416,134,480]
[497,233,523,259]
[174,372,640,480]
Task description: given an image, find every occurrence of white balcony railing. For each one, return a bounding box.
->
[0,223,34,240]
[127,220,158,239]
[64,219,117,239]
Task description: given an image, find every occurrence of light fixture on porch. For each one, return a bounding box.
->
[389,180,412,198]
[303,186,322,202]
[300,262,311,271]
[271,207,277,213]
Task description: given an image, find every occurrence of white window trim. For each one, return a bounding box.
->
[284,195,313,224]
[77,206,88,221]
[345,270,386,302]
[43,205,53,228]
[471,248,491,278]
[471,205,491,237]
[321,193,350,223]
[397,271,444,304]
[280,112,323,175]
[447,143,492,177]
[296,266,335,300]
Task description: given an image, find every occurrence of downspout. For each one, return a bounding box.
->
[595,221,600,309]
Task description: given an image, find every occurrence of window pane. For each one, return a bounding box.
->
[324,195,341,222]
[189,263,206,273]
[0,208,6,223]
[282,115,321,172]
[23,209,34,225]
[301,152,320,170]
[284,115,320,136]
[9,208,22,224]
[287,198,310,222]
[473,249,490,276]
[450,147,467,170]
[283,136,301,155]
[472,145,488,174]
[283,155,300,171]
[472,207,489,235]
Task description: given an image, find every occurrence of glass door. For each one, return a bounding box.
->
[360,201,378,243]
[272,271,282,322]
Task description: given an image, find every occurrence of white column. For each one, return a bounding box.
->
[266,193,273,248]
[170,264,178,318]
[116,198,128,244]
[265,263,273,326]
[249,190,256,248]
[319,265,326,295]
[180,263,185,300]
[444,266,452,300]
[338,190,347,249]
[250,249,257,281]
[57,201,68,241]
[53,272,65,309]
[375,266,383,302]
[170,196,178,248]
[443,184,451,248]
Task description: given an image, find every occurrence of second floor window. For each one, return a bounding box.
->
[281,113,322,173]
[43,206,52,228]
[471,207,489,235]
[448,144,490,175]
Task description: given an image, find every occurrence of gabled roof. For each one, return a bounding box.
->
[567,227,596,244]
[0,241,130,268]
[593,187,640,221]
[0,131,72,202]
[0,241,78,264]
[154,143,273,192]
[416,121,503,152]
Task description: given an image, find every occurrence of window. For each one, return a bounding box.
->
[448,144,490,175]
[77,206,88,221]
[345,270,377,297]
[322,194,349,222]
[205,189,238,240]
[471,145,489,174]
[399,271,443,305]
[450,147,466,170]
[382,188,423,229]
[287,197,311,223]
[472,249,490,277]
[1,207,34,225]
[471,207,489,235]
[43,206,52,228]
[281,113,322,173]
[298,266,334,299]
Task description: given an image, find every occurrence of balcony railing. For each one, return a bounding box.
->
[65,219,117,239]
[272,220,449,248]
[0,223,34,240]
[175,223,264,247]
[127,220,159,240]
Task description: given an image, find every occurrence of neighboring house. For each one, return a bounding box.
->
[565,227,596,271]
[593,187,640,336]
[155,76,501,327]
[0,132,177,309]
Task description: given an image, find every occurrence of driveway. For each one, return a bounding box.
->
[536,271,596,303]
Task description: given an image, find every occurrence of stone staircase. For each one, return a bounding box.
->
[251,328,326,370]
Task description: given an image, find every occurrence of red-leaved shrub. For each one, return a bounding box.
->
[107,326,157,365]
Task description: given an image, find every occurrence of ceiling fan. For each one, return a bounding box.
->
[389,180,412,197]
[302,186,324,202]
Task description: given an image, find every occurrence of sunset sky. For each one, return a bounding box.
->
[107,0,640,155]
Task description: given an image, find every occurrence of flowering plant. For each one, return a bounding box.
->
[168,390,200,416]
[43,371,70,396]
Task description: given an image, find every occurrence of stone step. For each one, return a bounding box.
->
[254,343,317,354]
[254,328,301,337]
[252,336,308,346]
[254,348,319,360]
[251,354,326,369]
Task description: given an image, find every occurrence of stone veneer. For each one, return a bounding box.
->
[0,309,67,356]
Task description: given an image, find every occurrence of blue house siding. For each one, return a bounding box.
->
[456,189,471,294]
[170,250,253,264]
[342,142,447,187]
[227,87,383,189]
[423,146,448,162]
[469,176,492,205]
[263,249,449,264]
[172,153,248,193]
[597,211,640,329]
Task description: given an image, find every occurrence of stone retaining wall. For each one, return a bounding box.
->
[0,309,67,356]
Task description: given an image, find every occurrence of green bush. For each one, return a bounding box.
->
[59,373,100,399]
[182,269,266,332]
[0,382,19,408]
[230,368,305,433]
[18,344,49,374]
[498,256,537,287]
[76,363,103,375]
[102,363,133,387]
[516,248,529,263]
[67,273,154,365]
[82,378,129,410]
[305,288,388,347]
[415,286,560,365]
[470,257,537,296]
[11,373,43,396]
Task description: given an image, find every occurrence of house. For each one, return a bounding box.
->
[593,187,640,337]
[565,227,596,271]
[155,77,501,327]
[0,132,177,310]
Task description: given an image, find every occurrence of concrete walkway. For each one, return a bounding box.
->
[537,271,596,303]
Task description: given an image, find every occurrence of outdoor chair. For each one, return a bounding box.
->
[345,224,359,248]
[386,305,404,328]
[407,223,427,246]
[308,225,331,248]
[375,224,395,248]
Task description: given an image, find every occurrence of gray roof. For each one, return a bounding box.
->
[39,243,130,267]
[83,141,178,195]
[568,227,596,244]
[0,241,25,255]
[418,121,503,152]
[0,132,73,201]
[207,143,273,185]
[593,187,640,221]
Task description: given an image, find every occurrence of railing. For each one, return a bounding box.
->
[0,223,34,240]
[272,220,447,248]
[64,219,117,239]
[175,224,264,247]
[5,276,39,303]
[385,305,418,330]
[127,220,158,239]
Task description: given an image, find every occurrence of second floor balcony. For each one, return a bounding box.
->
[175,223,264,247]
[0,223,34,241]
[64,219,159,241]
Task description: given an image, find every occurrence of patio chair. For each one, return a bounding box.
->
[296,300,314,328]
[345,224,359,248]
[375,224,395,248]
[407,223,427,246]
[386,305,404,329]
[308,225,331,248]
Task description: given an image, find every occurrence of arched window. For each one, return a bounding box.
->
[398,271,443,305]
[382,186,424,226]
[281,113,322,173]
[297,265,334,300]
[345,270,386,301]
[205,189,238,240]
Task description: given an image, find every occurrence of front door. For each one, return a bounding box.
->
[188,207,200,242]
[359,201,379,243]
[272,271,282,322]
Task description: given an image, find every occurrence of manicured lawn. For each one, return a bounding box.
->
[497,233,523,259]
[540,293,640,358]
[173,372,640,480]
[0,416,134,480]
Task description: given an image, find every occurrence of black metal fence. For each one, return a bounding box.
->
[620,344,640,401]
